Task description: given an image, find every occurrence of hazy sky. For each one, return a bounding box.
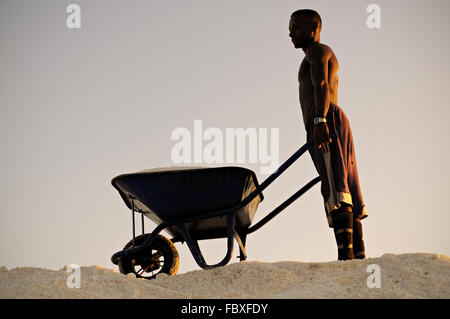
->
[1,0,449,275]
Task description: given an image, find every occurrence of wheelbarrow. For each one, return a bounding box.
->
[110,141,320,279]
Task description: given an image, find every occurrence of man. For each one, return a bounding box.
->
[289,9,368,260]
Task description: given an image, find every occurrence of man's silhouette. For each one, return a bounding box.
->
[289,9,368,260]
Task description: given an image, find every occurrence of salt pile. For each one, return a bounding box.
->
[1,253,449,299]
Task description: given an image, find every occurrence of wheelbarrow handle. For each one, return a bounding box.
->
[247,175,321,234]
[240,140,314,206]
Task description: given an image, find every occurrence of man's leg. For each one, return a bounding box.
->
[330,203,354,260]
[306,103,368,260]
[332,104,367,259]
[353,216,366,259]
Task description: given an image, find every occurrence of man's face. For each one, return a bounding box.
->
[289,16,313,49]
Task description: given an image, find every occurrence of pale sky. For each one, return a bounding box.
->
[1,0,449,275]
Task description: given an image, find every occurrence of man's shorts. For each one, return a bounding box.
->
[306,102,368,228]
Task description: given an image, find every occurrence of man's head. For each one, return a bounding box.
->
[289,9,322,49]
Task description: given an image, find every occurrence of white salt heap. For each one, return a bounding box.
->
[1,253,449,299]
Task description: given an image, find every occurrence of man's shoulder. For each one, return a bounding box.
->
[306,43,333,62]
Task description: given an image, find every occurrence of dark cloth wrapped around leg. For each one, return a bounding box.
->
[331,204,354,260]
[353,216,366,259]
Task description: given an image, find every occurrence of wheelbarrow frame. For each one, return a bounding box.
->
[111,141,320,270]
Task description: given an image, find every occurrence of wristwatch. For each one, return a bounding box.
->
[313,117,327,125]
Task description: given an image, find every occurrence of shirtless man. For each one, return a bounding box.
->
[289,9,368,260]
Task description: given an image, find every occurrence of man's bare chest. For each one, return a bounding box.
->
[298,61,315,101]
[298,59,312,85]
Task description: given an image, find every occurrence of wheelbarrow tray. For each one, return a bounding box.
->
[111,167,264,240]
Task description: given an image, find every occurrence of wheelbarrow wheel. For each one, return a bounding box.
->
[118,234,179,279]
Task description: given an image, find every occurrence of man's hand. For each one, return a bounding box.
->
[313,122,332,152]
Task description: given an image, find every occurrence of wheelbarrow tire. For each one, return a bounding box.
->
[118,234,179,279]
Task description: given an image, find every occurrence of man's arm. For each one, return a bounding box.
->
[306,44,333,151]
[306,45,331,118]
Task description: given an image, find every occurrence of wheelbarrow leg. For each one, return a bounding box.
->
[176,213,236,269]
[234,229,247,261]
[131,197,136,246]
